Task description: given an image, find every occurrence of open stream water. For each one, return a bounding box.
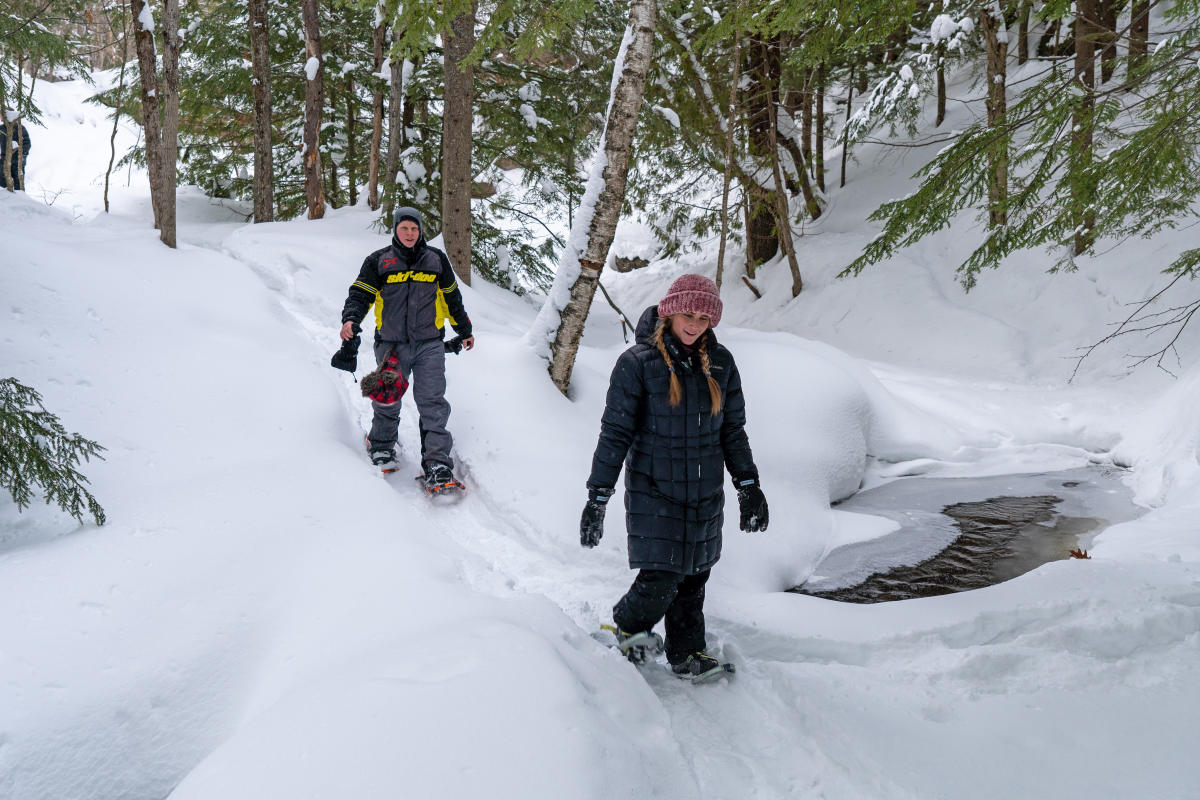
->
[794,466,1142,603]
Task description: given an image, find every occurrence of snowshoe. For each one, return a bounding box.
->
[601,624,664,666]
[417,463,465,497]
[671,652,735,684]
[365,437,400,474]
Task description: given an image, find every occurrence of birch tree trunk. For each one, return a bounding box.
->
[367,12,385,210]
[248,0,274,222]
[536,0,657,395]
[441,2,475,285]
[159,0,180,248]
[302,0,326,220]
[980,0,1008,227]
[130,0,164,230]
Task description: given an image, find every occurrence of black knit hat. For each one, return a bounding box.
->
[393,206,424,231]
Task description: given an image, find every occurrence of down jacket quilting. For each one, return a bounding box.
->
[587,306,759,574]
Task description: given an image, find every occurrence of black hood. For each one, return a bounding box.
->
[391,205,428,263]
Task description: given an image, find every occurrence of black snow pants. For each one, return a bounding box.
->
[613,568,711,665]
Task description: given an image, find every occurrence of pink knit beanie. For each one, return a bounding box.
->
[657,274,723,328]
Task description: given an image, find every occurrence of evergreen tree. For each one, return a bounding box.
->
[0,378,106,527]
[843,2,1200,295]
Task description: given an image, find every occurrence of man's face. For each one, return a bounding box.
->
[395,220,421,248]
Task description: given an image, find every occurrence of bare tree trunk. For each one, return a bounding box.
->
[934,0,947,126]
[1073,0,1097,254]
[715,25,741,291]
[1129,0,1149,68]
[815,62,825,193]
[981,0,1008,227]
[744,36,779,271]
[800,67,812,170]
[841,62,854,187]
[383,46,405,223]
[765,65,803,297]
[130,0,164,230]
[302,0,326,220]
[544,0,657,395]
[367,12,385,210]
[104,17,129,213]
[248,0,274,222]
[1017,0,1031,64]
[441,2,475,285]
[346,79,357,207]
[0,75,9,194]
[1098,0,1118,84]
[158,0,180,247]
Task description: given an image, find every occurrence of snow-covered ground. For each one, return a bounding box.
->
[2,73,1198,800]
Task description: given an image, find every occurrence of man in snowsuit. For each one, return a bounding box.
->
[339,206,474,488]
[0,119,30,191]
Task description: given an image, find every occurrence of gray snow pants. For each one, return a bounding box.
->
[367,338,454,469]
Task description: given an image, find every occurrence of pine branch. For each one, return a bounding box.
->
[0,378,107,526]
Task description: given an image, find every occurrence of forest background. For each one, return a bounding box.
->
[6,0,1199,366]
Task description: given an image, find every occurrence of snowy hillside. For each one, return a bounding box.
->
[1,74,1198,800]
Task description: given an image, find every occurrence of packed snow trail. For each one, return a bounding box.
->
[203,217,1200,800]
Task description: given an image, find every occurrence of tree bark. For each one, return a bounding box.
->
[367,12,385,210]
[815,62,825,193]
[383,46,405,223]
[130,0,164,230]
[1073,0,1097,254]
[765,63,803,297]
[441,2,475,285]
[800,67,812,169]
[159,0,180,247]
[248,0,274,222]
[302,0,326,219]
[934,0,947,126]
[346,79,357,207]
[981,0,1008,227]
[544,0,657,395]
[841,62,854,187]
[1129,0,1149,68]
[744,36,780,271]
[1098,0,1118,84]
[1017,0,1031,64]
[715,26,741,291]
[104,21,129,213]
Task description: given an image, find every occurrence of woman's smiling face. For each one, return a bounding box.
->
[669,312,711,346]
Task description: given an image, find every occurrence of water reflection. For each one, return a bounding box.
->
[794,466,1139,604]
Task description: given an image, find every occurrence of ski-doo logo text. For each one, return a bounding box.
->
[385,271,437,283]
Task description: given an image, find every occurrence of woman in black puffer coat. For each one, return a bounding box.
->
[580,274,768,678]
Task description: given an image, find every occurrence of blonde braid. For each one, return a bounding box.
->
[698,336,723,415]
[653,319,683,407]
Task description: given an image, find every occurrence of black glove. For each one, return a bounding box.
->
[444,335,464,354]
[580,486,613,548]
[331,322,362,373]
[735,477,769,532]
